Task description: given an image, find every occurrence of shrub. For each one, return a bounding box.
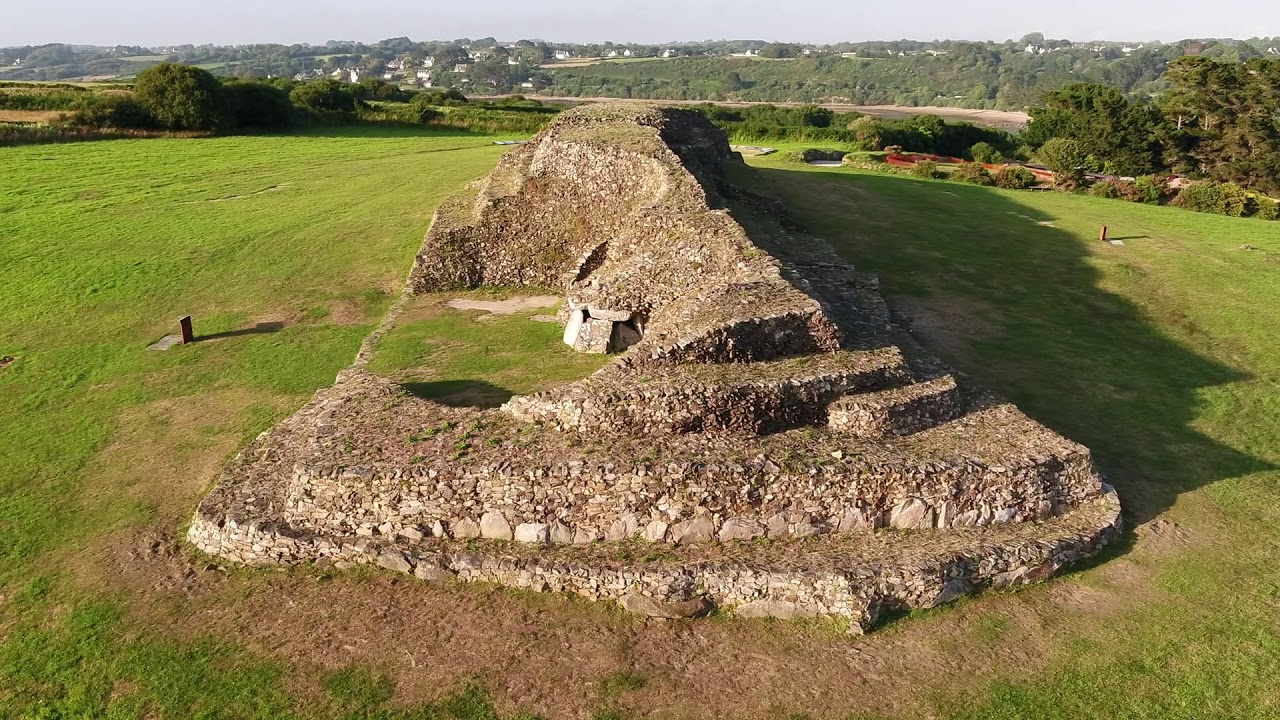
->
[222,80,295,130]
[848,115,884,151]
[994,165,1037,189]
[68,94,155,129]
[1255,195,1280,221]
[290,79,357,113]
[952,162,994,185]
[1088,180,1121,199]
[884,144,904,155]
[912,160,940,179]
[1133,175,1166,204]
[408,94,442,123]
[133,63,227,131]
[1220,183,1250,217]
[1038,137,1088,190]
[1175,181,1251,216]
[970,141,1000,164]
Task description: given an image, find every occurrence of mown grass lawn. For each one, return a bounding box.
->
[3,126,1280,719]
[0,127,541,718]
[741,156,1280,719]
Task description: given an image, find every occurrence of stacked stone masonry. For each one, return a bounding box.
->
[189,105,1123,632]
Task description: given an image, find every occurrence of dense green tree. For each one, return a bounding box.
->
[1038,137,1089,189]
[1025,83,1162,174]
[222,80,295,130]
[133,63,227,131]
[289,78,357,112]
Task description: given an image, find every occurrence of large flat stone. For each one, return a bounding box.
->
[619,593,713,619]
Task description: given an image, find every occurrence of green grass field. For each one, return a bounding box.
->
[2,129,1280,718]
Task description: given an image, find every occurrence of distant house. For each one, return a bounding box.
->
[554,50,575,60]
[349,69,360,83]
[662,49,676,58]
[416,69,432,80]
[730,50,759,57]
[386,59,403,70]
[11,58,22,66]
[623,49,634,57]
[508,56,520,65]
[453,63,469,73]
[521,81,534,88]
[607,50,620,57]
[422,57,435,68]
[383,72,396,80]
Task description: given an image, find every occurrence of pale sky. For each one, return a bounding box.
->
[5,0,1277,47]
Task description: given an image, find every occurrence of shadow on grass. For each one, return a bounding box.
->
[402,379,514,409]
[192,321,285,343]
[742,165,1272,527]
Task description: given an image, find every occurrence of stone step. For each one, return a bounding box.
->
[503,347,914,434]
[635,280,844,365]
[827,375,962,438]
[190,483,1122,633]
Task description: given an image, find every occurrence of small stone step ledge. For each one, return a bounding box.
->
[187,489,1121,633]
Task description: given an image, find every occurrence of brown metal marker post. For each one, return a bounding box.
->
[1100,225,1108,242]
[179,315,194,345]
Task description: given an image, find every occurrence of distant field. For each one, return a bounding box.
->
[0,109,66,123]
[3,127,1280,719]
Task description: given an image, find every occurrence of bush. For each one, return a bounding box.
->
[290,79,358,113]
[416,88,468,107]
[994,165,1037,189]
[1038,137,1088,190]
[970,141,1000,164]
[1175,181,1251,217]
[912,160,940,179]
[67,95,155,129]
[884,144,903,155]
[407,94,442,123]
[952,162,994,185]
[134,64,227,131]
[1088,180,1121,199]
[1133,175,1166,204]
[222,80,295,130]
[1255,195,1280,221]
[1220,183,1250,217]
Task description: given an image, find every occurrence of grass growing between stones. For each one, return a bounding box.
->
[368,296,610,407]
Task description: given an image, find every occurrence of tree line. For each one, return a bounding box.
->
[1021,57,1280,197]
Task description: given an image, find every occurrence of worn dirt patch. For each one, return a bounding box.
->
[890,293,998,365]
[84,557,1161,720]
[329,299,366,326]
[0,355,15,372]
[77,390,296,525]
[447,296,562,317]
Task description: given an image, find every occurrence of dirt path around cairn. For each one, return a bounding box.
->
[447,296,563,316]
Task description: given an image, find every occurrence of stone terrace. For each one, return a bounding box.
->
[188,105,1121,631]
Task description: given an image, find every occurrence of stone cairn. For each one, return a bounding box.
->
[188,105,1122,631]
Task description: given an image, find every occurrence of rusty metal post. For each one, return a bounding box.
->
[179,315,194,345]
[1100,225,1108,242]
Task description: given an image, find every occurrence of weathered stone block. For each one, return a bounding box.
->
[480,511,513,540]
[514,523,550,544]
[619,593,713,619]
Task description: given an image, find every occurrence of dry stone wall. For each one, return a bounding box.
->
[189,105,1123,631]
